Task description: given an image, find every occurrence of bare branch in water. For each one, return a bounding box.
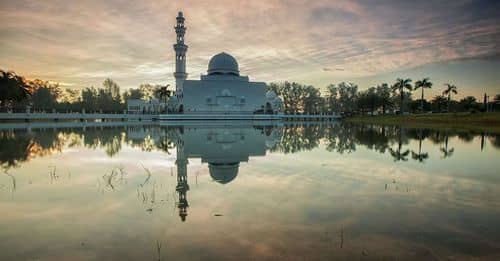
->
[140,164,152,187]
[4,169,16,197]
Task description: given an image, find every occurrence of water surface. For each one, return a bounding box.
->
[1,122,499,260]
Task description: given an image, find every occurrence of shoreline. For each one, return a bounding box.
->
[344,112,500,133]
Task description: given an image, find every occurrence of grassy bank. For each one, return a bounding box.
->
[345,112,500,133]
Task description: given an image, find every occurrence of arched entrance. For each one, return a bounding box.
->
[179,104,184,113]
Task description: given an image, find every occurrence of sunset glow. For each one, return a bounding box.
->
[1,0,499,98]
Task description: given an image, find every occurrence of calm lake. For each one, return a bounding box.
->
[1,122,499,260]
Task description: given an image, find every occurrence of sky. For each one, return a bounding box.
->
[1,0,499,99]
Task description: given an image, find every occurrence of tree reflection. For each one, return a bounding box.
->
[490,135,500,149]
[440,132,455,159]
[270,124,324,154]
[157,137,175,155]
[1,122,499,169]
[389,127,410,162]
[411,129,429,163]
[0,131,33,169]
[325,123,356,154]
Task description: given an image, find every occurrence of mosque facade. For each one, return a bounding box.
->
[168,12,283,115]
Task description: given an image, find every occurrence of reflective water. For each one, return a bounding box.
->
[1,122,500,260]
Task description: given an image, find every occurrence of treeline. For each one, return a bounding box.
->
[2,69,499,114]
[269,79,500,115]
[0,70,171,113]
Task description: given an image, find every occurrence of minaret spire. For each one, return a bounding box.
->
[174,11,188,99]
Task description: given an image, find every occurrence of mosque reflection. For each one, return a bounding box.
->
[168,123,283,221]
[1,122,500,221]
[1,122,499,170]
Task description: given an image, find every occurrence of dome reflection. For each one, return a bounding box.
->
[169,123,283,221]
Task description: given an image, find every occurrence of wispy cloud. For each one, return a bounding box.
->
[0,0,499,93]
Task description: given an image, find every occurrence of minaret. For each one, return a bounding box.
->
[173,11,188,98]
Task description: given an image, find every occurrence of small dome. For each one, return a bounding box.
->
[266,90,277,100]
[207,52,239,76]
[209,162,239,184]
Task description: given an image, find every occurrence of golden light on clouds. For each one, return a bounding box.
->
[1,0,499,97]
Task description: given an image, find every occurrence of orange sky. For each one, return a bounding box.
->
[1,0,499,99]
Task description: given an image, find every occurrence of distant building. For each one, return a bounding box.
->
[168,11,282,114]
[127,98,163,114]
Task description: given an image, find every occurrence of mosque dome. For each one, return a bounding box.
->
[208,162,239,184]
[207,52,239,76]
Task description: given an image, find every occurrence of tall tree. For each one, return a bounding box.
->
[376,83,391,114]
[459,96,478,111]
[81,87,98,112]
[494,94,500,103]
[139,84,156,101]
[101,78,122,112]
[124,88,144,100]
[366,87,378,114]
[443,83,458,112]
[29,79,61,110]
[357,87,378,114]
[414,77,432,113]
[431,95,447,112]
[303,85,322,114]
[337,82,358,114]
[391,78,412,114]
[326,84,339,114]
[154,84,172,104]
[61,88,81,103]
[494,94,500,112]
[103,78,120,101]
[0,70,31,109]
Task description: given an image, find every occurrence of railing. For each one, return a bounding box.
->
[0,112,340,122]
[0,112,156,121]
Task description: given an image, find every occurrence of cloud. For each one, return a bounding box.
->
[0,0,499,91]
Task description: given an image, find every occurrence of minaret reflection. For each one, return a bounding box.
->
[175,138,189,222]
[170,123,283,221]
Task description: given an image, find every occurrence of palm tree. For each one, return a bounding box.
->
[391,78,412,114]
[443,83,457,113]
[414,78,432,113]
[154,84,171,104]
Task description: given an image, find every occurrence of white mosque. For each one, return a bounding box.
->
[168,12,283,115]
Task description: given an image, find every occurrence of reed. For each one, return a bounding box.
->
[156,240,162,261]
[140,164,152,187]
